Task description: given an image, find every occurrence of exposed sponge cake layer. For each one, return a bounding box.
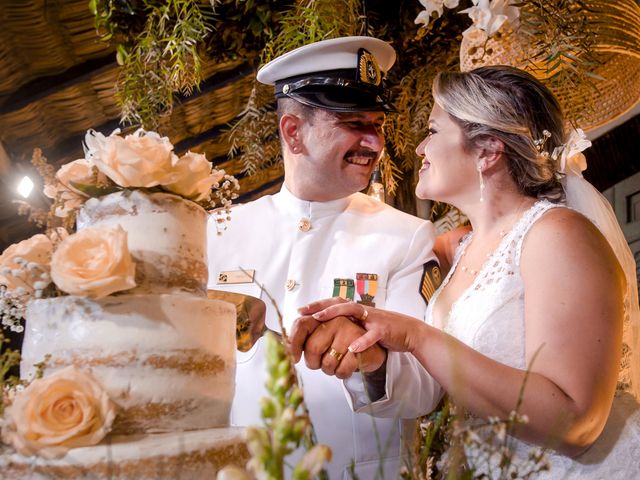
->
[77,191,209,294]
[21,294,236,434]
[0,427,250,480]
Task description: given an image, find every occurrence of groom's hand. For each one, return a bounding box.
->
[289,315,386,379]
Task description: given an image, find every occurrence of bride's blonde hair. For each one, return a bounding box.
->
[432,66,564,201]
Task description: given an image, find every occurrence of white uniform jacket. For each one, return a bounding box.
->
[207,186,442,479]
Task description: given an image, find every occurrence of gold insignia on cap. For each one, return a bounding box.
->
[357,48,381,86]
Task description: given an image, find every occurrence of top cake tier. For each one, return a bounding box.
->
[77,190,208,294]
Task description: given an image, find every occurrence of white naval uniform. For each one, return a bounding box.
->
[207,186,442,479]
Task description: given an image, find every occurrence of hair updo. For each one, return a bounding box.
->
[432,66,565,201]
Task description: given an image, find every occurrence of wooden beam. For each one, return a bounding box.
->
[0,54,116,115]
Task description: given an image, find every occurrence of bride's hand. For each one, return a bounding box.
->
[298,297,426,354]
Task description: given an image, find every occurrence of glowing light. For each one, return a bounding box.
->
[367,167,385,202]
[17,176,34,198]
[368,181,385,202]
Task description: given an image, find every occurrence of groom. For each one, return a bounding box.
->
[207,36,442,478]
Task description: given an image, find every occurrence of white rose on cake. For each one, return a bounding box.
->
[165,151,226,202]
[2,366,116,459]
[50,225,136,298]
[84,128,179,188]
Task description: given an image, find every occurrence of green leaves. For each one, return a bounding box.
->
[0,332,22,416]
[242,332,330,480]
[93,0,210,128]
[69,181,121,198]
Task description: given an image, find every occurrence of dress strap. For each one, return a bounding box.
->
[513,200,564,266]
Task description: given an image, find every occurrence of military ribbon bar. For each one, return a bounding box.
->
[356,273,378,306]
[333,278,355,301]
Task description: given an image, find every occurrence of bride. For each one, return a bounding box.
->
[298,66,640,477]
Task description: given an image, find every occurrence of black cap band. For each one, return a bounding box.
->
[275,69,394,112]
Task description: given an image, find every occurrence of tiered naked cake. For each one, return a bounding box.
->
[1,191,248,479]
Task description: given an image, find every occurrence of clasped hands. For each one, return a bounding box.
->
[288,298,386,379]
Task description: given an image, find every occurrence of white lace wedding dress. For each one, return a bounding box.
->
[426,200,640,479]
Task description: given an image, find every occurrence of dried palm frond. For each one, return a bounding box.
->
[226,81,279,180]
[228,0,365,177]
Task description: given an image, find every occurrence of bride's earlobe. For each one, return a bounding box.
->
[479,137,505,167]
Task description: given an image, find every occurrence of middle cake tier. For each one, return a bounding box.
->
[21,293,236,435]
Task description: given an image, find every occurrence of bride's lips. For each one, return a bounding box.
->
[419,159,430,173]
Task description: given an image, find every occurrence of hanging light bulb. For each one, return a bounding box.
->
[367,166,385,202]
[17,175,34,198]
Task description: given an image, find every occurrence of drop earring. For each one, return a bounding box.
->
[477,164,485,202]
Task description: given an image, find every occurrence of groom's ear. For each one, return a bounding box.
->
[477,136,505,169]
[279,113,303,154]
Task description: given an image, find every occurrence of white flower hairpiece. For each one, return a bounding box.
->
[551,128,591,176]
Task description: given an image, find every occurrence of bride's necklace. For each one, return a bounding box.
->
[459,231,508,276]
[458,202,533,277]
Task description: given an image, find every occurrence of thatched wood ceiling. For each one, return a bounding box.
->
[0,0,639,253]
[0,0,286,251]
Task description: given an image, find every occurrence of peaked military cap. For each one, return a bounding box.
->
[256,36,396,112]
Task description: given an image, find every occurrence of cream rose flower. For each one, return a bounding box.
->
[43,159,98,217]
[0,233,53,294]
[50,225,136,298]
[164,151,225,202]
[56,158,96,194]
[2,366,116,459]
[43,185,86,218]
[84,128,179,188]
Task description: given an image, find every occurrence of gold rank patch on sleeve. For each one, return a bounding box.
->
[420,260,442,305]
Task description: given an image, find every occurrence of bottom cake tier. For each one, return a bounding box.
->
[0,427,249,479]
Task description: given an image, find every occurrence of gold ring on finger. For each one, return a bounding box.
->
[360,308,369,321]
[328,347,345,363]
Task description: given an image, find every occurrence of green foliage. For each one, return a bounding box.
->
[93,0,213,128]
[261,0,364,63]
[90,0,626,216]
[243,332,330,480]
[380,1,466,208]
[402,398,454,480]
[227,0,365,178]
[402,399,551,479]
[203,0,284,62]
[0,332,22,416]
[227,82,281,180]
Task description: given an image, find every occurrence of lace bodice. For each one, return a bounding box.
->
[426,200,558,368]
[425,200,640,478]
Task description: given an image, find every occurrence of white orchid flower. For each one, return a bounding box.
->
[461,0,520,37]
[415,0,460,26]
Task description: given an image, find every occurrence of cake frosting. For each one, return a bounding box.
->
[21,293,236,434]
[4,190,249,477]
[76,190,209,294]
